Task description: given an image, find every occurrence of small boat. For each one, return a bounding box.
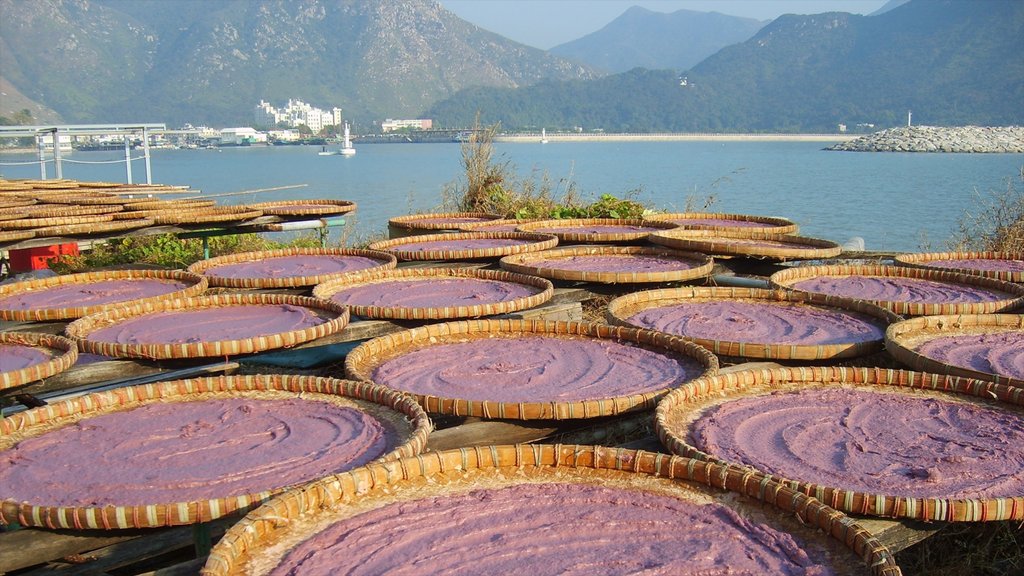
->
[540,128,549,144]
[340,122,356,156]
[317,146,339,156]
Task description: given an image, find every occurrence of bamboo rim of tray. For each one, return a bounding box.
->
[188,248,398,288]
[121,198,217,211]
[0,332,78,391]
[648,212,800,234]
[37,194,129,205]
[0,374,432,529]
[367,231,559,261]
[202,444,901,576]
[345,319,718,420]
[499,245,714,284]
[456,218,543,232]
[0,229,34,243]
[606,286,901,360]
[0,214,115,230]
[650,228,842,260]
[66,293,349,360]
[150,206,265,225]
[0,211,27,222]
[769,264,1024,316]
[13,204,125,218]
[894,251,1024,283]
[516,218,680,243]
[655,366,1024,522]
[885,314,1024,387]
[312,267,554,320]
[388,212,502,230]
[73,181,122,188]
[0,269,209,321]
[247,199,357,216]
[33,218,155,238]
[0,197,37,209]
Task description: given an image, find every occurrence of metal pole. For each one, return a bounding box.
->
[124,136,133,184]
[36,133,47,179]
[52,129,63,179]
[142,127,153,184]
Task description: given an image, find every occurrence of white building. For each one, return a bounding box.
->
[220,127,266,145]
[381,118,433,132]
[255,99,343,133]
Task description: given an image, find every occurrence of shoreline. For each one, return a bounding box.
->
[495,133,858,143]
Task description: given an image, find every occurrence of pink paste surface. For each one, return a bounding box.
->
[0,279,192,310]
[469,223,520,232]
[669,217,776,228]
[925,258,1024,273]
[917,332,1024,380]
[269,482,834,576]
[404,217,492,226]
[525,254,700,273]
[791,275,1010,304]
[535,224,661,234]
[689,387,1024,499]
[628,301,885,345]
[0,397,394,506]
[370,335,703,402]
[329,278,539,308]
[0,344,52,371]
[391,238,531,252]
[87,304,326,344]
[205,255,383,279]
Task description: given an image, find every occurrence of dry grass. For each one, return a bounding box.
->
[947,165,1024,252]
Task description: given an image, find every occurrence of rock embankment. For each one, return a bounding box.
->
[827,126,1024,153]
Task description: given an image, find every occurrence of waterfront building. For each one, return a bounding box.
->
[220,127,266,146]
[381,118,433,132]
[255,99,343,133]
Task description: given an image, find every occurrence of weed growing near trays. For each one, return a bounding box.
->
[947,165,1024,252]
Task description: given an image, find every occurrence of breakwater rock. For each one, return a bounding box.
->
[827,126,1024,153]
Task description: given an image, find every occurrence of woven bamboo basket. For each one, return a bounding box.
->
[388,212,501,238]
[345,319,718,420]
[202,444,901,576]
[516,218,680,244]
[607,287,901,360]
[39,193,129,206]
[150,206,264,226]
[0,374,431,529]
[0,332,78,390]
[770,264,1024,316]
[656,366,1024,522]
[0,210,27,223]
[121,198,217,211]
[648,211,799,234]
[67,293,348,360]
[885,314,1024,386]
[499,245,713,284]
[12,203,124,218]
[0,229,35,244]
[188,247,396,289]
[247,199,357,217]
[33,218,155,238]
[313,267,554,320]
[457,218,542,232]
[0,269,208,322]
[894,251,1024,283]
[0,214,114,230]
[368,231,559,261]
[650,228,842,260]
[0,197,37,209]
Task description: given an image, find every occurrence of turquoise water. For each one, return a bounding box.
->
[2,141,1021,252]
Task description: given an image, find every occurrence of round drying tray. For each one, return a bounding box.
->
[0,374,431,529]
[648,212,799,234]
[33,218,154,238]
[345,319,717,420]
[894,251,1024,283]
[187,247,396,289]
[150,206,264,225]
[516,218,680,243]
[14,204,124,218]
[0,269,208,322]
[0,211,27,222]
[0,197,36,209]
[247,199,357,217]
[388,212,501,237]
[607,287,901,361]
[202,445,900,576]
[886,314,1024,387]
[0,214,115,230]
[457,218,542,232]
[770,264,1024,316]
[649,228,842,260]
[0,332,78,391]
[43,193,130,206]
[66,293,348,360]
[0,229,35,244]
[121,198,217,211]
[367,231,558,261]
[500,245,713,284]
[313,267,553,320]
[655,366,1024,522]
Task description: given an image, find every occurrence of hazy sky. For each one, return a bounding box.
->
[442,0,891,49]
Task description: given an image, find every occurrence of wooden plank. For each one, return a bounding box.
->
[0,528,139,573]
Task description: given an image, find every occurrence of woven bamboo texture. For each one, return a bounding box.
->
[0,229,35,243]
[499,245,714,284]
[201,444,901,576]
[0,374,431,529]
[33,218,155,238]
[516,218,680,244]
[885,314,1024,387]
[312,267,554,320]
[457,218,542,232]
[12,204,124,218]
[150,206,264,225]
[121,199,217,211]
[388,212,501,232]
[66,293,349,360]
[648,212,799,234]
[187,247,397,289]
[368,231,559,261]
[247,199,357,216]
[894,251,1024,283]
[0,214,114,230]
[770,264,1024,316]
[649,228,842,260]
[0,197,36,209]
[44,193,134,206]
[655,366,1024,522]
[0,332,78,390]
[606,287,901,360]
[0,211,27,222]
[345,319,718,420]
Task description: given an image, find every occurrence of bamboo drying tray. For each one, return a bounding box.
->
[649,228,842,260]
[648,211,799,234]
[499,245,713,284]
[12,203,124,218]
[0,269,208,322]
[770,264,1024,316]
[457,218,542,232]
[607,287,900,360]
[516,218,680,243]
[885,314,1024,386]
[0,374,431,529]
[655,366,1024,522]
[39,193,130,206]
[121,198,216,211]
[0,197,36,209]
[0,229,35,244]
[202,445,900,576]
[150,206,264,226]
[33,218,154,238]
[313,267,554,320]
[0,214,114,230]
[0,332,78,390]
[894,251,1024,283]
[66,293,349,360]
[345,319,718,420]
[388,212,501,236]
[368,231,558,261]
[0,211,27,223]
[187,247,397,289]
[247,199,357,217]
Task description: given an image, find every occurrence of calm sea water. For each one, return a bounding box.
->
[2,141,1021,252]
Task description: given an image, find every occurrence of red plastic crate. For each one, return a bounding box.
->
[8,243,79,272]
